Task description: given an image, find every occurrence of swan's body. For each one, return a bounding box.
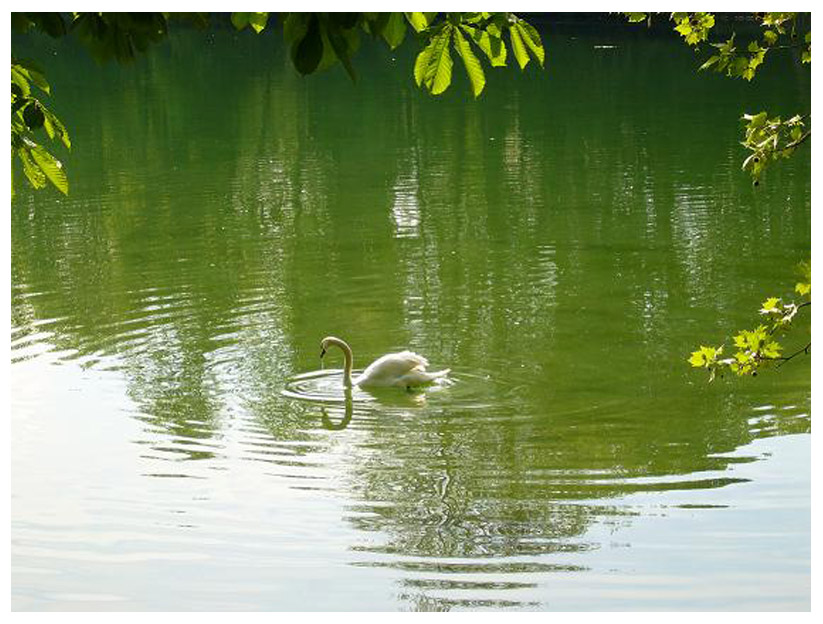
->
[320,336,450,388]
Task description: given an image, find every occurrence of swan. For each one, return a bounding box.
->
[320,336,450,388]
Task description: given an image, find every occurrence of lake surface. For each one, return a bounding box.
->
[11,20,811,611]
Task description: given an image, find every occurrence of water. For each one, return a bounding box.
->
[11,20,811,611]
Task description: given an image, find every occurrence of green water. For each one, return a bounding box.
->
[11,22,810,611]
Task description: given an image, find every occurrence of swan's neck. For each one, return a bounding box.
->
[328,337,354,386]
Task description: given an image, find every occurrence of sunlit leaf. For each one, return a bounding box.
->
[415,25,454,95]
[405,12,431,33]
[29,142,68,195]
[508,23,529,69]
[516,20,545,67]
[453,27,485,97]
[461,24,506,67]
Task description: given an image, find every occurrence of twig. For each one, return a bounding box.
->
[776,342,811,367]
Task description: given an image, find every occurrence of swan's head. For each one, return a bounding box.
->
[319,336,335,359]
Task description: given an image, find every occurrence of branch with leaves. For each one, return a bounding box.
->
[689,261,811,381]
[12,12,545,197]
[11,59,71,197]
[625,12,811,184]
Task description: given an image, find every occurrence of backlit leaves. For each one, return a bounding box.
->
[414,24,454,95]
[11,11,547,199]
[412,13,543,97]
[231,13,269,34]
[741,112,808,184]
[624,12,812,186]
[453,28,485,97]
[11,60,70,197]
[689,264,811,381]
[672,12,715,45]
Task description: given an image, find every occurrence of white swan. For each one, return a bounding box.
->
[320,336,450,388]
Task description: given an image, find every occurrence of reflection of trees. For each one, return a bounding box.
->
[11,24,810,609]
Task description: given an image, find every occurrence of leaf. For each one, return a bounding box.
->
[248,13,269,34]
[688,350,707,367]
[327,25,358,82]
[406,12,431,33]
[292,16,324,75]
[382,12,407,49]
[508,23,530,69]
[283,14,308,44]
[762,341,782,359]
[453,27,485,97]
[688,345,721,368]
[29,143,68,194]
[17,145,46,189]
[625,13,647,23]
[461,24,506,66]
[760,297,780,312]
[230,12,249,30]
[11,65,32,97]
[41,106,71,149]
[414,25,454,95]
[795,282,811,296]
[699,55,720,71]
[516,20,545,67]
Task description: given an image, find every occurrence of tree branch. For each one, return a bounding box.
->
[776,342,811,367]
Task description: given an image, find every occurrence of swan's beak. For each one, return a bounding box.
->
[320,347,326,359]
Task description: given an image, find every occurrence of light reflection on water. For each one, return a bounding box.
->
[11,22,810,611]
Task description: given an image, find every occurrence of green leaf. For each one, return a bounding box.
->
[29,143,68,194]
[688,345,721,368]
[461,24,506,67]
[230,12,250,30]
[625,13,647,23]
[515,20,545,67]
[414,25,454,95]
[699,55,720,71]
[760,297,780,312]
[327,25,358,82]
[248,13,269,34]
[283,14,308,44]
[382,12,407,49]
[762,341,782,359]
[17,145,46,189]
[453,27,485,97]
[688,350,707,367]
[11,65,32,97]
[763,30,778,46]
[508,23,530,69]
[292,16,324,75]
[406,12,431,33]
[41,106,71,149]
[795,282,811,296]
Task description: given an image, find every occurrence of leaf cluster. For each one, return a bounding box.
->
[232,12,545,98]
[689,262,811,381]
[740,112,810,184]
[412,13,544,97]
[12,12,186,64]
[625,12,810,184]
[11,59,70,197]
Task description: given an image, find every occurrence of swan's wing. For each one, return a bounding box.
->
[356,350,430,386]
[392,350,429,369]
